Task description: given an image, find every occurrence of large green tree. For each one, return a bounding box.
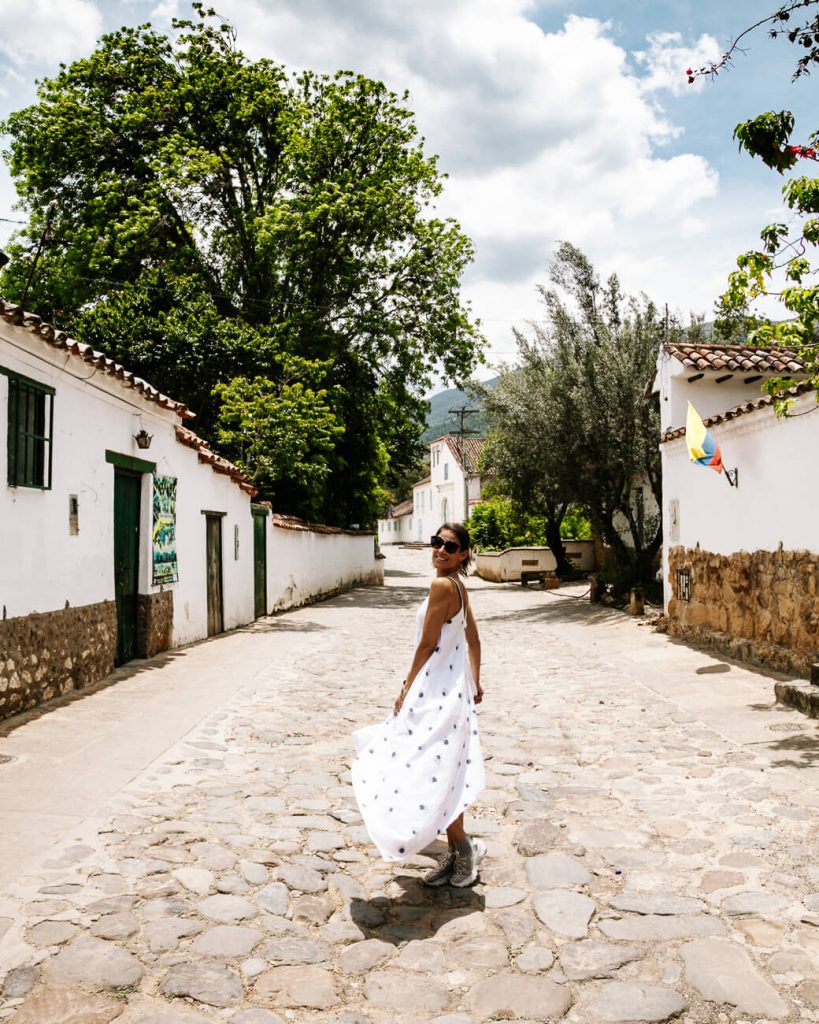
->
[691,1,819,405]
[0,4,482,525]
[482,244,664,587]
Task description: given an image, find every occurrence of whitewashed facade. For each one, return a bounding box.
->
[0,302,382,719]
[263,514,383,611]
[378,435,484,546]
[655,341,818,676]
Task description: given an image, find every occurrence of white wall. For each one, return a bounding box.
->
[476,542,596,582]
[266,522,381,611]
[0,322,254,644]
[431,440,467,522]
[378,513,412,546]
[412,482,433,543]
[661,389,819,610]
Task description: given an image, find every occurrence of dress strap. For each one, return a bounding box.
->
[449,575,465,618]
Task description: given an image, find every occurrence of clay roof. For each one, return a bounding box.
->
[414,475,432,486]
[660,382,816,444]
[428,434,485,473]
[665,341,808,375]
[174,426,256,495]
[390,498,413,517]
[0,298,194,420]
[265,511,373,536]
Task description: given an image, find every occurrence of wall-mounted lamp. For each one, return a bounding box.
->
[134,429,153,450]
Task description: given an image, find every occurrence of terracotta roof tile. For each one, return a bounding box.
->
[174,426,256,495]
[665,341,808,376]
[660,382,816,444]
[390,498,413,517]
[268,512,373,536]
[440,434,485,473]
[0,298,195,420]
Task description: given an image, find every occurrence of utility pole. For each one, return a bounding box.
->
[448,404,480,522]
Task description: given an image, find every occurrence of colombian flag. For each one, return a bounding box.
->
[686,402,723,473]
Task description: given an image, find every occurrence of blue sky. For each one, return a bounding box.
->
[0,0,816,374]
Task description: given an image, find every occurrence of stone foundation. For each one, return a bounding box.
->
[0,602,117,721]
[667,546,819,678]
[137,591,173,658]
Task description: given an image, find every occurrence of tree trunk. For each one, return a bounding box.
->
[545,503,573,578]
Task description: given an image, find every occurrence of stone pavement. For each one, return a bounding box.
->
[1,546,819,1024]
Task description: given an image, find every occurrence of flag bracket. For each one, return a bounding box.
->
[724,467,739,488]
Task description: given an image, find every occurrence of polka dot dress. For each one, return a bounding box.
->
[351,580,485,862]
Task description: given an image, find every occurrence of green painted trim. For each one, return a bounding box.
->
[0,363,56,395]
[105,450,156,474]
[251,505,270,517]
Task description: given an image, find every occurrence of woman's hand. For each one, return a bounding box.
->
[474,681,484,705]
[393,679,410,717]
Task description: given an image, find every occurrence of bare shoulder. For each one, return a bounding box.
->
[428,576,454,601]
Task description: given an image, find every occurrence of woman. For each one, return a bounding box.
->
[352,522,486,887]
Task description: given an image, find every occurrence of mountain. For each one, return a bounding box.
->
[421,378,497,443]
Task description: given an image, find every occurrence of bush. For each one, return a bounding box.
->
[468,498,591,550]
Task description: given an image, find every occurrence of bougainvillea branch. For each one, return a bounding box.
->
[686,0,819,83]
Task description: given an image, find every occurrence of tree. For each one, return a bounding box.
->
[481,244,663,588]
[213,355,344,521]
[690,2,819,409]
[0,4,482,525]
[478,354,574,576]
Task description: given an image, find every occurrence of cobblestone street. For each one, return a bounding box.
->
[1,546,819,1024]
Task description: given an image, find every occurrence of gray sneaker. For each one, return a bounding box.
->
[422,849,456,887]
[450,837,486,887]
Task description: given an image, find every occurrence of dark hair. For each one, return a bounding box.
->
[436,522,471,577]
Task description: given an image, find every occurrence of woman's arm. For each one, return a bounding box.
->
[464,600,483,704]
[394,577,455,715]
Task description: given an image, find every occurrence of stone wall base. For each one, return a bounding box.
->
[0,602,117,721]
[137,591,173,658]
[668,546,819,680]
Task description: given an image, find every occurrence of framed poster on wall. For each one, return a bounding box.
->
[152,475,179,584]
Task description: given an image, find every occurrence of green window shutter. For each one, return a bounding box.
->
[3,369,54,489]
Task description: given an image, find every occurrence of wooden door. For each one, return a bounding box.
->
[206,514,224,636]
[253,511,267,618]
[114,470,141,664]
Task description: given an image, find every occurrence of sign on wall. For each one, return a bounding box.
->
[152,475,179,584]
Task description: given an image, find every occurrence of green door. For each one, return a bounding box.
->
[114,470,141,664]
[253,512,267,618]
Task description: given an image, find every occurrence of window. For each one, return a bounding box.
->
[5,370,54,489]
[444,463,449,481]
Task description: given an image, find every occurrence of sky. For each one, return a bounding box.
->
[0,0,816,380]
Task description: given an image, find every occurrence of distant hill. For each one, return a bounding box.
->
[421,377,497,443]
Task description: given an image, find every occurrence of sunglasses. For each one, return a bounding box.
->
[431,535,462,555]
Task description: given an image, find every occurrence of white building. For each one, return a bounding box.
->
[0,300,381,720]
[378,435,484,546]
[655,340,817,676]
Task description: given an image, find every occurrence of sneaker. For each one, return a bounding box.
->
[422,849,456,887]
[450,837,486,888]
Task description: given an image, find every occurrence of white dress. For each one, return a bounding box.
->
[351,578,485,861]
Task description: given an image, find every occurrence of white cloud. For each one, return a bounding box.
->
[633,31,723,96]
[0,0,103,66]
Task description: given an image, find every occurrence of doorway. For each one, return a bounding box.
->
[205,514,224,636]
[253,510,267,618]
[114,469,141,664]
